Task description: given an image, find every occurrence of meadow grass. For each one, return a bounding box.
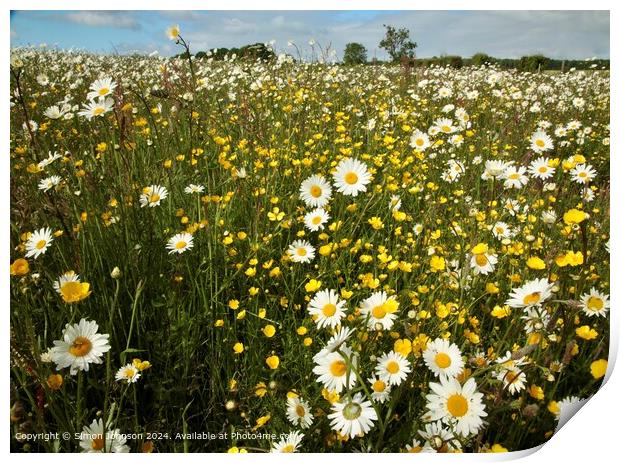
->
[9,42,610,453]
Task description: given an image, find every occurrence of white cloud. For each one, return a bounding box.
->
[62,11,140,30]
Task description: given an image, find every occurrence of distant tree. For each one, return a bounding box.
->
[379,24,417,62]
[471,52,496,66]
[518,54,550,72]
[343,42,368,65]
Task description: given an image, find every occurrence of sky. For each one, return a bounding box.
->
[10,10,610,60]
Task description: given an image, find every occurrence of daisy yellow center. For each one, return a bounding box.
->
[523,292,541,305]
[373,380,386,393]
[322,303,337,317]
[446,393,469,418]
[35,239,47,250]
[535,139,545,147]
[496,227,504,234]
[386,360,400,374]
[372,304,387,319]
[310,185,322,198]
[296,247,307,256]
[69,336,92,357]
[587,296,604,311]
[435,352,452,369]
[505,371,518,383]
[149,193,160,203]
[475,254,488,266]
[415,138,424,146]
[98,87,109,96]
[295,404,306,417]
[539,166,548,173]
[175,240,187,249]
[281,444,295,453]
[344,172,358,185]
[126,369,136,378]
[579,172,587,178]
[441,125,451,132]
[329,360,347,377]
[342,402,362,420]
[312,216,322,225]
[94,107,105,116]
[508,173,520,180]
[91,435,104,451]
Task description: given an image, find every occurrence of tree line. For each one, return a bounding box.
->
[173,25,609,71]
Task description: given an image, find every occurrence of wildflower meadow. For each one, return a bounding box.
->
[9,24,610,453]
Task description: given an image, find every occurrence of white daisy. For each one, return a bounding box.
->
[303,207,330,232]
[367,375,392,403]
[299,174,332,208]
[520,307,550,334]
[502,166,529,189]
[43,105,65,120]
[482,160,512,179]
[570,164,597,184]
[425,376,487,437]
[286,397,314,429]
[530,131,554,153]
[434,118,455,134]
[271,430,304,453]
[389,194,402,211]
[287,240,315,264]
[313,326,354,362]
[50,319,111,375]
[505,278,554,308]
[24,227,54,259]
[78,418,129,453]
[166,232,194,254]
[184,184,205,194]
[406,438,437,453]
[115,364,141,383]
[312,344,358,392]
[307,289,347,329]
[359,291,399,331]
[423,338,464,379]
[492,222,512,240]
[470,251,497,275]
[579,288,610,318]
[493,364,527,395]
[375,351,411,386]
[332,158,372,197]
[409,130,431,151]
[528,157,556,180]
[418,421,462,452]
[78,97,114,120]
[38,175,62,192]
[139,185,168,208]
[328,393,378,439]
[166,24,181,41]
[86,77,117,101]
[37,151,63,169]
